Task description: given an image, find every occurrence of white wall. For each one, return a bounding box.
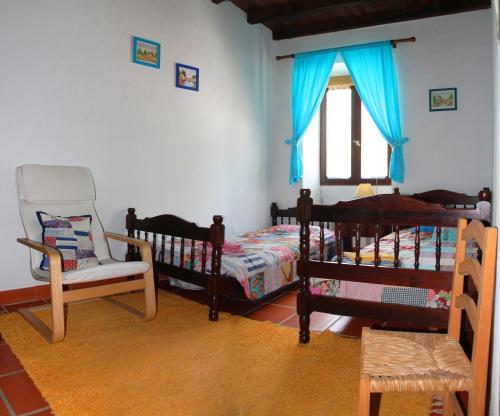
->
[0,0,275,291]
[270,10,494,207]
[490,1,500,415]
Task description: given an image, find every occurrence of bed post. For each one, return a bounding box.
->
[478,187,492,202]
[271,202,278,226]
[126,208,137,261]
[208,215,225,321]
[297,189,313,344]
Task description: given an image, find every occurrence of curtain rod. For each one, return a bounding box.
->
[275,36,416,61]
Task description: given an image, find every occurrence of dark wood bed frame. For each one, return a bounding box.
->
[295,187,492,344]
[125,187,491,325]
[126,205,300,321]
[126,211,231,321]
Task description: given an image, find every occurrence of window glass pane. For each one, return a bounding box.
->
[361,103,388,178]
[326,89,352,179]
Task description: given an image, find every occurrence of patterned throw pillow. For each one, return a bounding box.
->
[36,212,99,271]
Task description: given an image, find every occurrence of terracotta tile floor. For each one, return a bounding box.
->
[0,300,51,416]
[0,286,379,415]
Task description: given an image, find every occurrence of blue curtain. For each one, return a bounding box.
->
[287,50,337,184]
[342,41,407,183]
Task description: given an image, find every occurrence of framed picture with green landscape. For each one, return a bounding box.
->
[132,36,160,69]
[175,63,199,91]
[429,87,457,111]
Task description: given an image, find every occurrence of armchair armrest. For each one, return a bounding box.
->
[104,232,153,266]
[17,238,60,256]
[17,238,62,275]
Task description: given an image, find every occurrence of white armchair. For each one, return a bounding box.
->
[16,164,156,342]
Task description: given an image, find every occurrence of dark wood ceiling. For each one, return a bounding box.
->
[212,0,491,40]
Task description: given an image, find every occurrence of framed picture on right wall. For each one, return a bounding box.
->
[429,87,457,111]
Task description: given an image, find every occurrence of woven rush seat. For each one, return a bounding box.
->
[361,328,471,393]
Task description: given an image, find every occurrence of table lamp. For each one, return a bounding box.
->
[354,183,375,199]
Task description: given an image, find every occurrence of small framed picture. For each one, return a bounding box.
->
[429,88,457,111]
[132,36,160,68]
[175,63,199,91]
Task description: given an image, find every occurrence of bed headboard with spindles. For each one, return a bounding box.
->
[272,187,491,228]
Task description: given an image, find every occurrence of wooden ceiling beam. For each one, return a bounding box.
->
[272,1,490,40]
[247,0,371,25]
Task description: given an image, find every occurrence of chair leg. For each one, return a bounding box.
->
[358,375,371,416]
[143,267,157,321]
[468,390,485,416]
[442,391,455,416]
[50,281,65,343]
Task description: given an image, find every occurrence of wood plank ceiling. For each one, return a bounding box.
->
[212,0,491,40]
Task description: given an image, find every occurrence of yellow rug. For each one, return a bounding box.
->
[0,291,433,415]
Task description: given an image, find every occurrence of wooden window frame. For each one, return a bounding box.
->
[320,86,391,186]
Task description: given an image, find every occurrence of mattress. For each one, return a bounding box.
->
[310,227,473,309]
[154,224,335,300]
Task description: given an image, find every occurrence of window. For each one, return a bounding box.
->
[320,78,391,186]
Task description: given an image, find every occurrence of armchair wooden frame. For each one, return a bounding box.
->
[17,233,156,343]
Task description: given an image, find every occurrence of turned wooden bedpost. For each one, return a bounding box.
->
[478,187,492,202]
[208,215,225,321]
[126,208,137,261]
[271,202,278,226]
[297,189,313,344]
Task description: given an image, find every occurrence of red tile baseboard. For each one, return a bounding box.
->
[0,285,50,306]
[0,276,136,306]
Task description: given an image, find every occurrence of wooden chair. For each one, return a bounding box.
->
[16,165,156,342]
[359,218,497,416]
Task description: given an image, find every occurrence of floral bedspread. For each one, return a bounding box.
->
[311,227,472,309]
[156,224,335,300]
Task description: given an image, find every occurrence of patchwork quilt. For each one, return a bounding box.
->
[310,227,475,310]
[154,224,335,300]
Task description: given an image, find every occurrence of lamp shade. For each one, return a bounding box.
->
[354,183,375,198]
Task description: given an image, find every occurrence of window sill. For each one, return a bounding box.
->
[320,177,392,186]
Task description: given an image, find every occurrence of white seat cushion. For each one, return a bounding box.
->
[33,260,150,284]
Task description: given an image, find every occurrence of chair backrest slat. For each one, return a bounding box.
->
[458,258,481,290]
[454,294,478,332]
[462,220,486,251]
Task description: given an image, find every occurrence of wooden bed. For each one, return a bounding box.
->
[125,204,306,321]
[296,187,492,344]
